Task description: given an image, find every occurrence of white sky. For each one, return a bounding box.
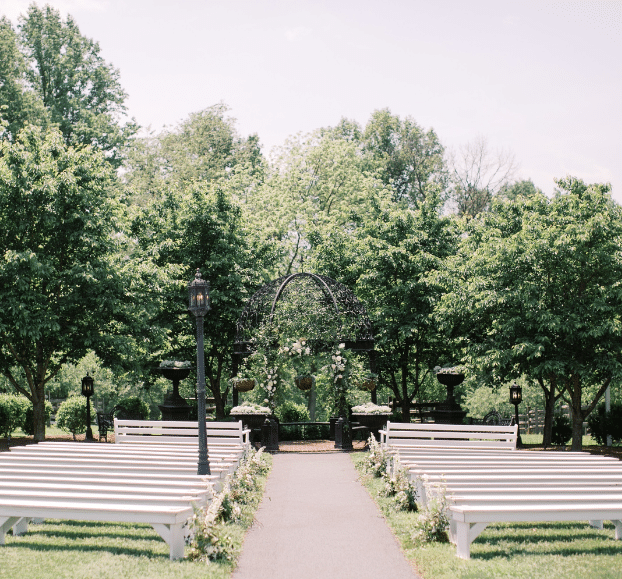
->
[2,0,621,202]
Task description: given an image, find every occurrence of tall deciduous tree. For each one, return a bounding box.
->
[0,16,48,139]
[16,4,136,166]
[311,192,459,420]
[0,125,130,440]
[362,108,448,207]
[436,178,622,449]
[129,181,278,419]
[449,135,517,218]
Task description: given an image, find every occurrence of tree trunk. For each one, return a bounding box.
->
[32,387,46,442]
[569,374,583,452]
[307,386,316,421]
[539,375,556,449]
[400,361,410,423]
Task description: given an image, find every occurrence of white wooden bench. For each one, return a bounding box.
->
[379,421,518,450]
[450,503,622,559]
[0,442,230,558]
[0,500,194,559]
[114,419,250,448]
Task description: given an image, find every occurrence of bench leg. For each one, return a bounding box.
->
[613,520,622,540]
[589,520,604,529]
[152,523,186,560]
[454,521,489,560]
[0,517,22,544]
[12,518,30,536]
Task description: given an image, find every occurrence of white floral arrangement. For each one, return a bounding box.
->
[331,343,347,384]
[230,402,271,415]
[351,402,392,415]
[280,339,311,359]
[159,360,192,368]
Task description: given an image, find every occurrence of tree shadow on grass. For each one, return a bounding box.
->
[472,522,622,560]
[5,539,169,559]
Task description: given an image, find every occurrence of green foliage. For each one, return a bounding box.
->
[312,191,459,418]
[380,463,419,512]
[275,400,310,423]
[113,396,149,420]
[362,435,390,477]
[22,400,53,436]
[436,177,622,449]
[0,394,27,437]
[551,413,573,446]
[410,481,450,544]
[15,4,137,166]
[55,395,95,438]
[587,403,622,445]
[187,448,271,563]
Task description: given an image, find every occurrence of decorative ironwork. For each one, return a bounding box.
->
[234,273,374,356]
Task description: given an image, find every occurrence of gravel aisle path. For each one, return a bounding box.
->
[233,453,421,579]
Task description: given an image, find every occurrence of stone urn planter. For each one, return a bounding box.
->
[432,368,467,424]
[156,364,192,421]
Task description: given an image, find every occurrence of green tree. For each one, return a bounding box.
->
[123,103,263,205]
[436,178,622,449]
[362,108,448,207]
[0,124,130,440]
[15,4,136,166]
[130,180,278,419]
[0,16,48,139]
[311,192,459,420]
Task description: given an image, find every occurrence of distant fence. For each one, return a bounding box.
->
[519,404,589,435]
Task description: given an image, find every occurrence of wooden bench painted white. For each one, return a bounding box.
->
[450,503,622,559]
[114,419,250,447]
[379,421,518,450]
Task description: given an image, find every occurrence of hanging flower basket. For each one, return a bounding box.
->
[358,374,378,392]
[295,374,315,391]
[233,378,256,392]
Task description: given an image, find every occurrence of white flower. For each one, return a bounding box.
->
[339,343,345,349]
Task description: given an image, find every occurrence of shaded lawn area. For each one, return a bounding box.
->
[0,519,234,579]
[352,452,622,579]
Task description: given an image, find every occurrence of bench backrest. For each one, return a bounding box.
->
[114,419,249,445]
[381,421,517,450]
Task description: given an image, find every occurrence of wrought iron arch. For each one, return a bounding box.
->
[233,272,375,358]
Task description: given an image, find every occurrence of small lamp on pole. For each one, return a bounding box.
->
[509,382,523,447]
[188,268,211,475]
[81,373,94,442]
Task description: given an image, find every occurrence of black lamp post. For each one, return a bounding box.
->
[81,373,94,442]
[509,382,523,447]
[188,269,211,475]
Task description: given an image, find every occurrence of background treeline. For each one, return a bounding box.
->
[1,4,621,451]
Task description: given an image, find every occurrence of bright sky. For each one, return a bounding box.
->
[2,0,621,202]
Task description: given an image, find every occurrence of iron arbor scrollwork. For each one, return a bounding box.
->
[233,272,375,358]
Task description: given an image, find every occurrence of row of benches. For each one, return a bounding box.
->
[379,421,622,559]
[0,419,251,559]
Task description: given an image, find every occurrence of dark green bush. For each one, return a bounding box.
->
[114,396,150,420]
[22,400,53,436]
[551,413,573,446]
[275,400,309,423]
[0,394,28,438]
[56,395,96,439]
[587,403,622,445]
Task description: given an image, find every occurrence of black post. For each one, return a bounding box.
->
[195,313,210,475]
[334,417,352,450]
[85,394,93,441]
[514,403,523,448]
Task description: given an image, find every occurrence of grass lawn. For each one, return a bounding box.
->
[352,452,622,579]
[0,454,272,579]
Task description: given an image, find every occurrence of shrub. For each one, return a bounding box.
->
[56,395,95,439]
[22,400,54,436]
[587,403,622,445]
[411,479,450,544]
[113,396,150,420]
[275,400,309,423]
[551,412,573,446]
[0,394,27,438]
